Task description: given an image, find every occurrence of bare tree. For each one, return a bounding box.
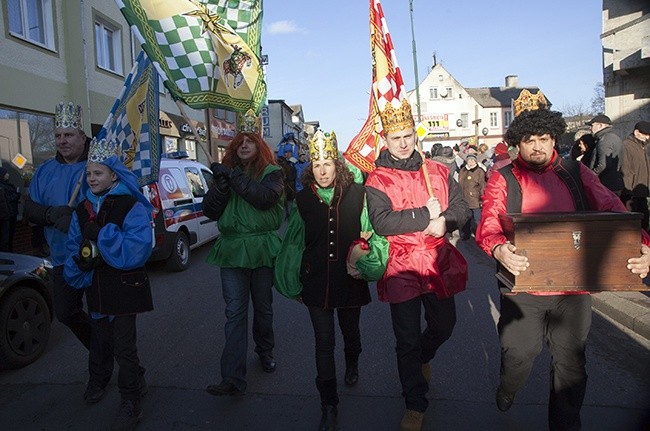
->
[559,102,592,133]
[591,82,605,114]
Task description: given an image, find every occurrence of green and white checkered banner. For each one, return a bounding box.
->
[116,0,266,114]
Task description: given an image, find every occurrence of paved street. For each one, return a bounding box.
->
[1,238,649,431]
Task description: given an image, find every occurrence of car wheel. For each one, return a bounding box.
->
[166,231,190,272]
[0,286,52,370]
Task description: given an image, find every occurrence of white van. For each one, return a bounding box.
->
[141,152,219,271]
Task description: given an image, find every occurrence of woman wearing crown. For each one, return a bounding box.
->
[203,110,285,397]
[274,130,387,431]
[63,137,154,430]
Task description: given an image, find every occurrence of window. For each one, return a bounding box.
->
[446,87,453,98]
[429,87,438,100]
[490,112,498,127]
[504,111,513,127]
[460,113,469,128]
[185,167,206,197]
[95,20,123,74]
[0,108,55,187]
[7,0,55,50]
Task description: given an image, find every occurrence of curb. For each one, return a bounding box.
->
[591,291,650,341]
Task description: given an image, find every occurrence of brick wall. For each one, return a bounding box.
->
[12,220,42,256]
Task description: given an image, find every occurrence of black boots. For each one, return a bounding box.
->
[316,378,338,431]
[344,360,358,386]
[319,405,337,431]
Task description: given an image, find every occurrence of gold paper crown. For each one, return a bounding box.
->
[55,102,83,130]
[88,137,121,164]
[309,130,338,161]
[513,89,548,117]
[379,98,416,134]
[237,109,261,134]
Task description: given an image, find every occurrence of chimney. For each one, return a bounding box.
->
[505,75,518,88]
[432,52,437,67]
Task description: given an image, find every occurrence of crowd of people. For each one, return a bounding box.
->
[16,97,650,431]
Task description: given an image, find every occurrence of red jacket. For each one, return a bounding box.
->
[476,151,650,294]
[366,150,470,303]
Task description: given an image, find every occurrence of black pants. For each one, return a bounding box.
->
[52,265,92,349]
[389,293,457,413]
[308,306,362,406]
[498,293,591,431]
[91,315,143,400]
[0,217,16,251]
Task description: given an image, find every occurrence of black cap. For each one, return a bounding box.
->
[586,114,612,125]
[635,121,650,135]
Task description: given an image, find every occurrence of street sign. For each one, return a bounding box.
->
[416,122,428,141]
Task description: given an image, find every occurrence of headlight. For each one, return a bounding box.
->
[34,260,53,281]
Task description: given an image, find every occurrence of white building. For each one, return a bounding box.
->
[408,63,549,153]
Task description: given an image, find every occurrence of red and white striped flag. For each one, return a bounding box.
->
[344,0,407,172]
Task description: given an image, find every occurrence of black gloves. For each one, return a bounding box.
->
[210,163,232,194]
[83,222,101,241]
[210,163,232,178]
[214,175,229,194]
[74,238,100,272]
[73,255,96,272]
[46,205,74,233]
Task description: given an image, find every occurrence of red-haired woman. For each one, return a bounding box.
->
[203,129,285,396]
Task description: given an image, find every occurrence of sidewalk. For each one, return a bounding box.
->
[591,290,650,341]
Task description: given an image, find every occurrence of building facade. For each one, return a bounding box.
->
[0,1,211,169]
[407,63,549,153]
[601,0,650,136]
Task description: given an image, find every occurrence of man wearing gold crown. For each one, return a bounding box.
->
[63,138,153,429]
[24,102,93,350]
[203,111,284,397]
[476,108,650,430]
[364,98,470,431]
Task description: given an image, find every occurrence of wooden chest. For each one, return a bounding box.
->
[497,211,648,292]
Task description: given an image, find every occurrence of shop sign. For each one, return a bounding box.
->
[419,114,449,133]
[210,118,236,141]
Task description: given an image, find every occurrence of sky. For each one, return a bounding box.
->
[260,0,604,149]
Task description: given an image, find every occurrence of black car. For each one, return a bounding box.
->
[0,252,54,370]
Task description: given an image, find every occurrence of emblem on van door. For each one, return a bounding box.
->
[161,173,179,194]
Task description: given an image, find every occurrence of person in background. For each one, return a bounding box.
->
[203,110,284,397]
[276,135,299,217]
[275,130,387,431]
[458,154,486,241]
[294,143,310,192]
[64,138,153,431]
[365,98,470,431]
[24,102,92,350]
[620,121,650,231]
[486,142,513,180]
[575,133,596,167]
[0,167,19,252]
[586,114,625,195]
[476,108,650,431]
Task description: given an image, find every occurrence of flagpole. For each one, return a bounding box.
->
[409,0,421,123]
[175,100,214,165]
[407,0,435,198]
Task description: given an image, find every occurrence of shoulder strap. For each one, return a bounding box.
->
[498,164,522,213]
[552,158,590,211]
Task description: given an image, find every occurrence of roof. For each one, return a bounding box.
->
[465,86,552,109]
